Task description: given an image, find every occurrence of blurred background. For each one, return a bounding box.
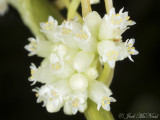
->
[0,0,160,120]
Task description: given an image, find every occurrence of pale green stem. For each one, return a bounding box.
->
[80,0,92,17]
[67,0,80,19]
[98,63,114,86]
[104,0,113,14]
[8,0,64,37]
[62,0,83,22]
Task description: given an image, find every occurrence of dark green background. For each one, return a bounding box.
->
[0,0,160,120]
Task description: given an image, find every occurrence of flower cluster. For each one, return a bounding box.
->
[25,8,138,115]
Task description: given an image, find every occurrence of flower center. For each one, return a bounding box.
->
[44,21,54,30]
[76,30,89,40]
[72,98,79,107]
[101,97,110,107]
[107,50,119,61]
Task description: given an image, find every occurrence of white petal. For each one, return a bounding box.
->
[128,55,134,62]
[73,51,95,73]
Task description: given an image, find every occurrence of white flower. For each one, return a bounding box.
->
[64,91,88,115]
[118,38,139,61]
[69,73,88,91]
[25,37,52,57]
[29,62,57,84]
[125,39,139,61]
[49,53,64,72]
[58,19,81,49]
[99,7,136,40]
[29,63,37,85]
[49,53,74,79]
[88,80,116,111]
[0,0,8,15]
[25,37,39,56]
[40,16,59,42]
[74,25,97,52]
[97,40,120,68]
[33,80,71,113]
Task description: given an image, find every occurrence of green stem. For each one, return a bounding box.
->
[62,0,83,22]
[98,63,114,86]
[67,0,80,20]
[81,0,92,17]
[104,0,113,14]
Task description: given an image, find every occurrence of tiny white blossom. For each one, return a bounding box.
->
[33,80,71,113]
[99,7,136,40]
[64,91,88,115]
[97,40,120,68]
[74,25,97,52]
[118,38,139,61]
[25,37,39,56]
[25,37,52,57]
[58,19,81,49]
[29,63,37,85]
[49,53,74,79]
[49,53,64,72]
[125,39,139,61]
[88,80,116,111]
[40,16,59,42]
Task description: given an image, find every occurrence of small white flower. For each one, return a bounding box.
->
[25,37,52,57]
[49,53,74,79]
[25,37,39,56]
[125,39,139,61]
[97,95,116,111]
[33,80,71,113]
[29,62,57,84]
[58,19,81,49]
[64,91,88,115]
[49,53,64,72]
[105,8,136,29]
[97,40,120,68]
[99,7,136,40]
[88,80,116,111]
[29,63,37,85]
[40,16,59,42]
[0,0,8,15]
[74,25,97,52]
[118,38,139,61]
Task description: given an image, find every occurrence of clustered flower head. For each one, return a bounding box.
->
[25,8,138,115]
